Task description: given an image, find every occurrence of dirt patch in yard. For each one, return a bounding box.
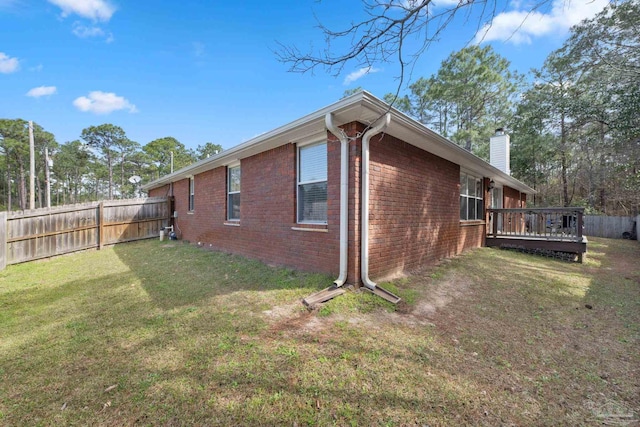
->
[263,240,640,425]
[408,272,474,319]
[263,269,472,333]
[265,303,330,336]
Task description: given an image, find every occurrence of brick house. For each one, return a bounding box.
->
[142,91,533,301]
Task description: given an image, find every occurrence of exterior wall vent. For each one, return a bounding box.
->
[490,128,510,175]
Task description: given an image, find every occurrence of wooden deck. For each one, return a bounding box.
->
[486,208,587,262]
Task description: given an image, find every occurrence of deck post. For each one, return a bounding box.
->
[576,209,584,241]
[492,210,498,237]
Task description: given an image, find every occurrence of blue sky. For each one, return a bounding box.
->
[0,0,610,151]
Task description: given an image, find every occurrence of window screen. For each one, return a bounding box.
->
[298,142,327,223]
[228,166,240,220]
[188,177,195,212]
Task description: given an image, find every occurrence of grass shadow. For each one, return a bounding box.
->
[111,239,331,310]
[1,237,638,425]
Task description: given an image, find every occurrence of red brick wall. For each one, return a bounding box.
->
[148,121,500,284]
[366,132,483,280]
[503,185,527,233]
[345,122,365,285]
[148,184,170,198]
[151,141,341,276]
[504,186,525,208]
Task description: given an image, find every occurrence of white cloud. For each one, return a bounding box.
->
[72,21,104,37]
[343,66,381,85]
[48,0,115,21]
[475,0,610,44]
[73,91,138,114]
[29,64,44,72]
[0,52,19,73]
[71,21,114,42]
[26,86,57,98]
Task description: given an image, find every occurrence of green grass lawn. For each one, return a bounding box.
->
[0,238,638,426]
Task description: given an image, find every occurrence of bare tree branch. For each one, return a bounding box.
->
[276,0,570,94]
[276,0,482,79]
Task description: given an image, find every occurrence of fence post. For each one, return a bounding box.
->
[98,201,104,250]
[0,212,6,270]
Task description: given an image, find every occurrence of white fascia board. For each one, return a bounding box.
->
[356,94,536,195]
[143,91,535,195]
[142,93,370,191]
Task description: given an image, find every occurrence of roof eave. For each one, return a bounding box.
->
[142,91,535,195]
[142,92,373,191]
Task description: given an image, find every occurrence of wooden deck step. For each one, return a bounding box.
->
[302,286,347,308]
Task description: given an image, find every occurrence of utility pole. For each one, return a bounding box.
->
[170,151,174,173]
[45,147,51,208]
[29,121,35,210]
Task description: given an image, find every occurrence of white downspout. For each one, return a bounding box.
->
[361,114,391,290]
[325,113,349,287]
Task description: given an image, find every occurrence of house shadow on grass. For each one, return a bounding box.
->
[111,239,331,310]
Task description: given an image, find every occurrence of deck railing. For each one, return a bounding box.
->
[487,208,585,242]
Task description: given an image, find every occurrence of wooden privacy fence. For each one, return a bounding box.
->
[584,215,639,239]
[0,197,171,270]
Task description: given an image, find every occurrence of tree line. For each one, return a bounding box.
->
[2,2,638,215]
[346,1,638,215]
[0,120,222,211]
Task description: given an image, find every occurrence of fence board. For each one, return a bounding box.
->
[584,215,636,239]
[0,212,6,270]
[0,197,170,269]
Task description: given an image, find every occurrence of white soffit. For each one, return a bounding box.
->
[143,91,534,194]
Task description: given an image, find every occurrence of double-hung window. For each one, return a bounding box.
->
[227,165,241,221]
[188,177,195,212]
[297,142,327,223]
[460,172,483,221]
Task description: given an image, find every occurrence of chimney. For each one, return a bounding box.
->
[490,128,510,175]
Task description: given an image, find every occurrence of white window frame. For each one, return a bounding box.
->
[188,176,195,212]
[297,141,328,224]
[227,164,240,221]
[460,171,484,221]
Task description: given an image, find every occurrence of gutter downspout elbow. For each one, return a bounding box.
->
[361,113,391,290]
[326,113,349,288]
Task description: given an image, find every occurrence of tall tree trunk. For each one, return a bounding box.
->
[18,161,26,210]
[121,153,125,199]
[560,111,569,207]
[598,122,607,213]
[107,154,113,200]
[443,105,448,137]
[6,153,11,212]
[73,170,79,203]
[36,178,42,209]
